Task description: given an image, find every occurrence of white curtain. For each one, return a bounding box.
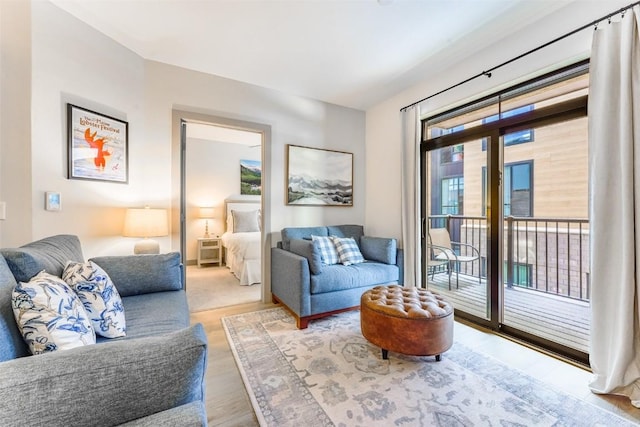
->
[589,5,640,407]
[400,106,422,287]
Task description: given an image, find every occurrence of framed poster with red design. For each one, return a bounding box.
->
[67,104,128,183]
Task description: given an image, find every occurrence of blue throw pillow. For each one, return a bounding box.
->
[311,235,339,265]
[289,239,323,275]
[360,236,397,265]
[331,236,365,266]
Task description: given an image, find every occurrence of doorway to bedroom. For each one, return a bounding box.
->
[179,115,267,313]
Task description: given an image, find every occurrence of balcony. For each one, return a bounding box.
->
[427,215,590,353]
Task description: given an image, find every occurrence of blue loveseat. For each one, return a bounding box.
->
[0,235,208,426]
[271,225,403,328]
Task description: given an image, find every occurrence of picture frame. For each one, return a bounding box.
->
[67,104,128,183]
[286,144,353,206]
[240,159,262,195]
[45,191,61,211]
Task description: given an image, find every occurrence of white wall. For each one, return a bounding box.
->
[184,138,261,261]
[0,0,32,247]
[0,1,366,261]
[145,60,366,248]
[26,0,152,257]
[364,0,631,247]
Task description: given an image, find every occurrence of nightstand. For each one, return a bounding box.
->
[197,237,221,267]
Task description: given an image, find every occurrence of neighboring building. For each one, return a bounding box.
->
[426,74,590,300]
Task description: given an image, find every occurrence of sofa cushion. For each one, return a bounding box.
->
[13,271,95,354]
[281,226,328,251]
[0,234,84,283]
[312,235,339,265]
[0,256,29,361]
[62,261,126,338]
[103,291,190,343]
[90,252,183,297]
[360,236,397,265]
[327,225,364,242]
[310,262,399,294]
[289,239,323,275]
[331,236,365,266]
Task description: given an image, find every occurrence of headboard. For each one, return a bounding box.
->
[224,195,261,233]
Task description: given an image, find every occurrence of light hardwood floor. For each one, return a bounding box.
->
[191,303,640,426]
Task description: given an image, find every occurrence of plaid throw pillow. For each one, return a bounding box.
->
[331,236,365,266]
[311,235,339,265]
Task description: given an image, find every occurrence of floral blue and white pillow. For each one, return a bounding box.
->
[62,260,126,338]
[311,235,340,265]
[12,271,96,355]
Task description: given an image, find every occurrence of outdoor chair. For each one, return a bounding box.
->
[428,228,481,290]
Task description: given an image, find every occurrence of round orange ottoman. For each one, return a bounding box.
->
[360,285,453,361]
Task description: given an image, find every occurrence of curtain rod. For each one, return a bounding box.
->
[400,1,640,112]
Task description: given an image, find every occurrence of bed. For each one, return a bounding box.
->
[221,196,261,286]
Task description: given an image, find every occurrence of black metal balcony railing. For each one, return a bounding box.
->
[428,215,590,302]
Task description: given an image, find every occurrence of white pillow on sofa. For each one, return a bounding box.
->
[311,235,339,265]
[62,261,126,338]
[12,270,96,355]
[331,236,365,266]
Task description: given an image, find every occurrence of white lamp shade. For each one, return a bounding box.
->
[123,207,169,238]
[199,207,215,219]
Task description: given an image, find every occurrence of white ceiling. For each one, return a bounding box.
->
[50,0,581,110]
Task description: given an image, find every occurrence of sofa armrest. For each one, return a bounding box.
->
[90,252,184,297]
[0,324,207,427]
[271,247,311,317]
[120,401,206,426]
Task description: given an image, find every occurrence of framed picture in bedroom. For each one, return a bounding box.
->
[286,144,353,206]
[240,159,262,195]
[67,104,129,183]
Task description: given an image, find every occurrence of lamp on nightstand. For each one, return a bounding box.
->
[123,206,169,254]
[199,207,215,238]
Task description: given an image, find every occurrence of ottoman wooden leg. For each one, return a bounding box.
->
[381,349,388,360]
[436,354,441,362]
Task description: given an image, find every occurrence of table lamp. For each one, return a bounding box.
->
[123,206,169,254]
[199,207,215,238]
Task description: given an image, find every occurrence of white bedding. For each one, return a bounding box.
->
[221,231,261,286]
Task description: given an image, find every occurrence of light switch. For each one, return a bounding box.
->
[0,202,5,220]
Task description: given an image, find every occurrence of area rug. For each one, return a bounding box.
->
[222,308,633,427]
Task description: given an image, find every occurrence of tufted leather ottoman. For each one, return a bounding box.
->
[360,285,453,361]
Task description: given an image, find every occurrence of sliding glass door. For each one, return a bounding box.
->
[501,116,590,358]
[423,137,492,325]
[420,61,591,363]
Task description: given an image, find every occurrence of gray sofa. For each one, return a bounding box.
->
[0,235,208,426]
[271,225,403,328]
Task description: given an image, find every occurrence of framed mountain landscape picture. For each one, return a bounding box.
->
[240,159,262,195]
[286,144,353,206]
[67,104,128,183]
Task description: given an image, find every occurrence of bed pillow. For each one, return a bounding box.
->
[232,210,260,233]
[12,271,95,355]
[311,235,339,265]
[331,236,365,266]
[62,261,126,338]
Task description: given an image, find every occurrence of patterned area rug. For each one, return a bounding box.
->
[223,308,633,427]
